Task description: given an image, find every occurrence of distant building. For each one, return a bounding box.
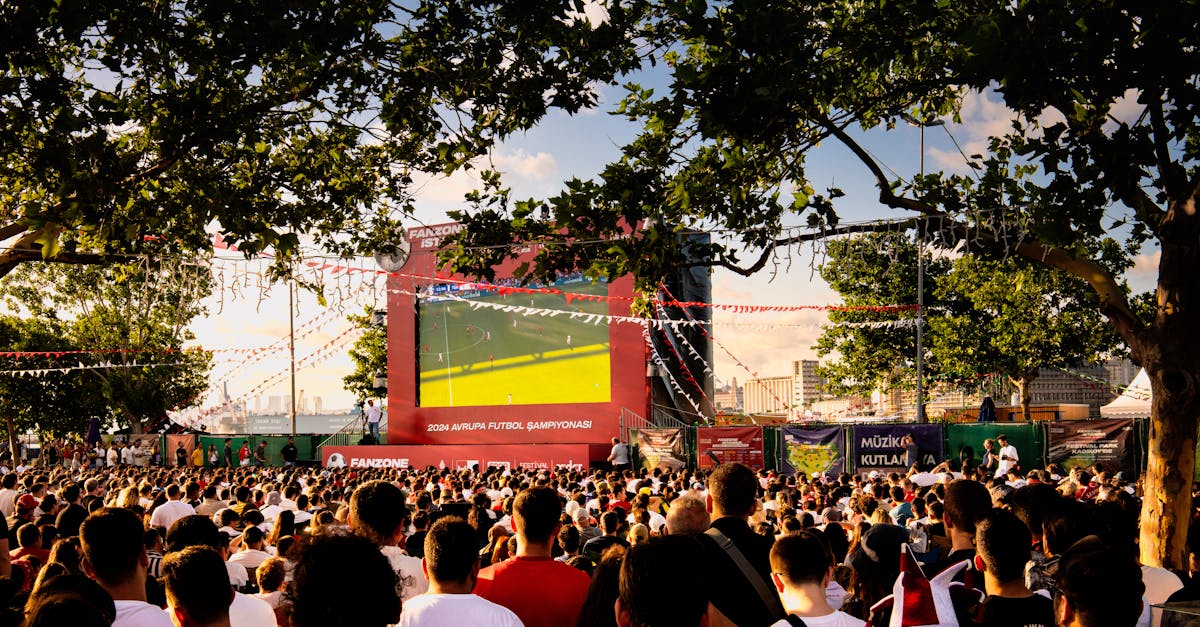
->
[314,396,324,413]
[713,378,743,412]
[266,396,282,414]
[791,360,826,409]
[1105,357,1138,389]
[1027,366,1117,418]
[743,376,793,416]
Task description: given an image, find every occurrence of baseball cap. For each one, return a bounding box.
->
[16,494,38,510]
[572,509,591,523]
[867,470,880,480]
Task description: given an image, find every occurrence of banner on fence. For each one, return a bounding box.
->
[945,423,1043,473]
[852,424,944,474]
[697,426,765,469]
[780,426,845,477]
[1046,418,1135,473]
[637,428,687,471]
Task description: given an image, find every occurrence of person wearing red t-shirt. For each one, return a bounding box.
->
[474,486,591,627]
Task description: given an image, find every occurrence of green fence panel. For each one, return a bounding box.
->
[762,427,780,472]
[944,422,1043,472]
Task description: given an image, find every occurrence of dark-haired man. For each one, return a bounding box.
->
[80,507,173,626]
[398,517,521,626]
[162,546,234,627]
[698,462,785,626]
[1054,537,1145,627]
[474,486,591,627]
[617,535,711,627]
[769,530,864,627]
[926,479,992,578]
[581,510,629,561]
[975,511,1054,626]
[164,515,275,626]
[349,480,428,602]
[290,530,401,627]
[149,484,195,531]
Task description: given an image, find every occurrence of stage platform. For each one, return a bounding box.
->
[320,443,610,472]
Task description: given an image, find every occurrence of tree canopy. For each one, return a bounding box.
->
[436,1,1200,567]
[343,307,387,402]
[1,257,213,434]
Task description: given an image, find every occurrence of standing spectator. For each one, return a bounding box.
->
[0,473,17,519]
[148,484,195,532]
[238,442,250,468]
[926,479,992,577]
[474,487,591,627]
[349,481,429,602]
[364,400,383,442]
[190,445,204,468]
[769,530,865,627]
[995,434,1019,479]
[289,530,401,627]
[253,442,267,467]
[79,507,173,627]
[398,517,522,626]
[697,463,785,626]
[608,437,631,472]
[616,535,711,627]
[975,511,1054,626]
[222,440,233,468]
[903,434,920,469]
[280,438,298,469]
[1052,536,1144,627]
[161,546,234,627]
[174,443,187,468]
[56,484,89,538]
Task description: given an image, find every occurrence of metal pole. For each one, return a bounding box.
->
[915,126,925,423]
[289,279,297,436]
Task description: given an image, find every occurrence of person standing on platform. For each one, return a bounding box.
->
[365,400,383,442]
[253,441,268,467]
[222,439,233,468]
[282,437,298,469]
[903,434,920,469]
[995,434,1019,479]
[608,437,631,472]
[191,445,204,468]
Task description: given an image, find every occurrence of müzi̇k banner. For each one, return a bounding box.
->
[852,424,944,474]
[1046,419,1135,473]
[780,426,845,478]
[636,428,687,472]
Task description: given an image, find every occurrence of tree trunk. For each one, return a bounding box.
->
[1139,201,1200,569]
[130,413,144,435]
[4,415,16,465]
[1012,374,1034,422]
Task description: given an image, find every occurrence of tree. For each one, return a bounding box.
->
[2,257,213,434]
[0,316,107,459]
[0,1,646,278]
[930,254,1125,421]
[343,308,387,402]
[813,233,951,398]
[439,1,1200,567]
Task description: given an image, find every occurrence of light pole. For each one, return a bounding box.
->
[902,113,944,423]
[289,277,297,436]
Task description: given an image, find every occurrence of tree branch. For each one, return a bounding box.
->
[687,219,917,276]
[819,114,937,215]
[1149,91,1188,201]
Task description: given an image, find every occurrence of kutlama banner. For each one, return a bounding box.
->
[780,426,845,478]
[852,424,944,475]
[696,426,764,470]
[636,428,687,472]
[1046,419,1135,473]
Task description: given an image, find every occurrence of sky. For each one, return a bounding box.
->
[186,85,1161,419]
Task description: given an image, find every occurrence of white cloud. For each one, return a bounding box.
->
[1129,249,1160,279]
[493,149,558,180]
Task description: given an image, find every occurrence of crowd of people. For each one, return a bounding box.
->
[0,437,1191,627]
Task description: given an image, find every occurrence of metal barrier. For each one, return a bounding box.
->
[316,412,386,461]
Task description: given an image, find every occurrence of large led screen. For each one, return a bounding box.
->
[417,274,612,407]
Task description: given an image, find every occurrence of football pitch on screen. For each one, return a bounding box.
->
[418,282,612,407]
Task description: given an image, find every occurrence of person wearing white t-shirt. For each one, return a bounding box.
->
[994,434,1019,479]
[398,517,522,626]
[80,507,174,627]
[160,545,234,627]
[768,531,866,627]
[148,484,195,532]
[349,481,429,603]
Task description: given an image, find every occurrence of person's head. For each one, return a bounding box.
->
[975,510,1031,584]
[707,463,757,518]
[61,484,82,505]
[162,546,233,627]
[665,494,710,535]
[996,434,1008,446]
[600,510,621,535]
[771,530,834,592]
[616,535,709,627]
[512,487,562,544]
[1053,537,1144,627]
[983,438,995,450]
[17,522,40,549]
[22,574,115,627]
[79,507,147,591]
[349,481,407,546]
[242,525,265,549]
[423,517,480,587]
[942,480,992,535]
[256,557,287,593]
[289,530,400,627]
[558,524,581,554]
[165,515,223,554]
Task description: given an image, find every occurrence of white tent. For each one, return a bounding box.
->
[1101,368,1152,419]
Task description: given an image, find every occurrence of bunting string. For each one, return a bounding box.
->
[0,361,193,377]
